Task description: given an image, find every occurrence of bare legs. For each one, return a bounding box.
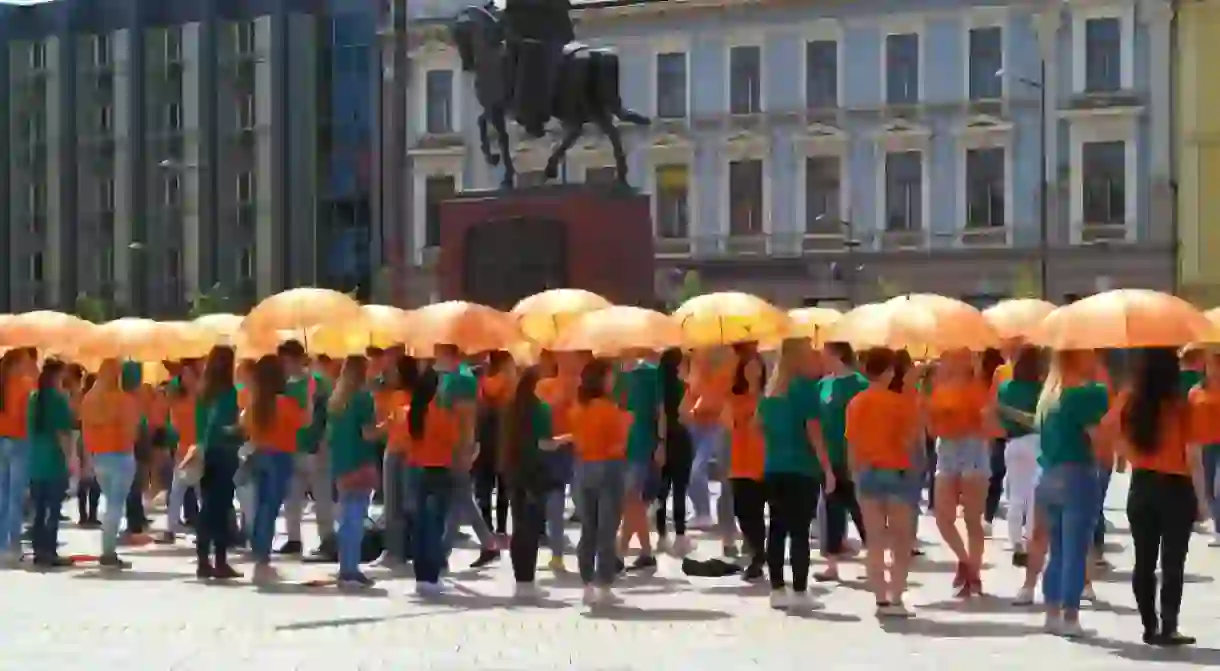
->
[862,497,917,614]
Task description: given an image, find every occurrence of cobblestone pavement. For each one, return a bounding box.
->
[4,473,1220,670]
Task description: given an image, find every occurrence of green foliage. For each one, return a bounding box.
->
[1011,264,1042,299]
[875,276,905,300]
[188,283,231,318]
[675,270,703,304]
[74,292,113,323]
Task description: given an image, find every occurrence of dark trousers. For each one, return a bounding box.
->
[823,465,866,553]
[766,473,818,592]
[1127,469,1196,635]
[77,477,100,523]
[509,486,547,583]
[985,438,1007,523]
[924,437,938,510]
[474,411,508,534]
[197,447,238,566]
[731,477,767,566]
[125,461,147,534]
[656,449,692,537]
[29,478,64,560]
[413,468,455,584]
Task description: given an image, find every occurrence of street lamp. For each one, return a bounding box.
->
[999,66,1049,300]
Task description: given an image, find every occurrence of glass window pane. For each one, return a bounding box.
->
[729,46,762,114]
[805,40,838,108]
[885,33,919,104]
[729,159,764,235]
[965,147,1005,227]
[424,175,455,247]
[885,151,922,231]
[804,156,840,232]
[656,52,687,119]
[968,27,1002,100]
[655,164,689,238]
[1082,141,1125,223]
[425,70,453,134]
[1085,18,1121,92]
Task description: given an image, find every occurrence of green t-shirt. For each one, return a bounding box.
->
[512,400,555,486]
[817,372,869,467]
[327,389,378,477]
[1038,382,1109,467]
[787,375,823,475]
[621,362,660,463]
[759,393,817,476]
[286,373,330,454]
[27,389,73,482]
[1181,369,1204,397]
[201,386,240,451]
[997,379,1042,438]
[438,364,478,409]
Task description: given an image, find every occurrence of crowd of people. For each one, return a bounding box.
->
[0,335,1212,648]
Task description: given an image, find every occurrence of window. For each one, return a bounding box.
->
[654,164,689,239]
[237,171,255,203]
[28,183,43,215]
[885,151,922,231]
[965,147,1005,227]
[728,159,764,235]
[235,22,256,55]
[584,167,617,185]
[166,102,183,130]
[1084,17,1121,93]
[29,42,45,70]
[885,33,920,104]
[728,45,762,115]
[28,253,43,283]
[237,95,255,129]
[167,248,182,281]
[99,246,114,285]
[424,175,456,247]
[98,104,113,132]
[804,156,841,232]
[238,247,254,280]
[424,69,454,134]
[99,179,115,212]
[655,52,687,119]
[968,27,1003,100]
[92,34,112,67]
[805,40,838,109]
[164,174,181,207]
[165,27,182,62]
[1081,140,1125,224]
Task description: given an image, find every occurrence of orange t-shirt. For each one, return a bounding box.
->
[724,393,764,480]
[536,375,576,435]
[1188,386,1220,446]
[237,385,252,411]
[0,375,35,439]
[169,394,198,451]
[479,372,513,408]
[690,362,734,425]
[405,403,460,468]
[1112,392,1191,476]
[383,391,412,454]
[846,386,918,469]
[568,398,631,462]
[373,387,400,425]
[245,395,307,453]
[927,380,991,439]
[83,393,139,454]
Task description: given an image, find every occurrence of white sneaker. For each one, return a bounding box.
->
[769,588,791,610]
[689,515,715,530]
[1044,613,1062,634]
[415,581,444,598]
[514,582,546,600]
[1081,585,1096,602]
[582,585,599,606]
[1013,586,1035,606]
[787,590,825,612]
[671,535,695,558]
[1058,619,1092,639]
[596,586,621,606]
[371,552,401,568]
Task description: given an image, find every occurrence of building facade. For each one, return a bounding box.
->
[0,0,378,316]
[1178,0,1220,305]
[402,0,1175,308]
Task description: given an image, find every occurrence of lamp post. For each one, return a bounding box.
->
[1001,66,1049,300]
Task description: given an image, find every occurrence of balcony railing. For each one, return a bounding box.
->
[651,226,1025,259]
[1074,221,1130,245]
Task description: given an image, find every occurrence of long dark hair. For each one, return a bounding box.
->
[731,352,767,396]
[502,366,540,473]
[658,348,685,430]
[396,354,419,393]
[250,354,285,431]
[981,348,1006,383]
[1012,345,1045,383]
[408,366,440,441]
[31,358,65,434]
[1123,347,1181,455]
[577,359,611,404]
[825,342,856,368]
[200,346,236,404]
[0,349,22,412]
[890,349,913,393]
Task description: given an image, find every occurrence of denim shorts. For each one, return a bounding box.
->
[935,438,991,477]
[624,460,660,501]
[857,467,920,504]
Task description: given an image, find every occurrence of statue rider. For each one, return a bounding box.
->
[502,0,576,138]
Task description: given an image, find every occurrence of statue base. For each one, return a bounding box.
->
[437,184,655,309]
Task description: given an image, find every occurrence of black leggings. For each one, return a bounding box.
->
[509,486,547,582]
[766,473,817,592]
[731,478,766,567]
[985,438,1006,523]
[1127,469,1196,636]
[475,410,509,534]
[823,465,866,554]
[77,477,100,523]
[656,445,692,538]
[197,446,238,565]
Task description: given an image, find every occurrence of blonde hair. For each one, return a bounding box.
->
[766,338,808,396]
[1034,351,1078,426]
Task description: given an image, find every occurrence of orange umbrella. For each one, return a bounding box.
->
[672,292,792,348]
[554,306,682,357]
[311,304,413,356]
[511,289,612,349]
[158,321,219,360]
[192,313,245,345]
[826,295,999,358]
[407,301,523,356]
[0,310,93,351]
[242,287,365,339]
[983,299,1057,341]
[1032,289,1214,350]
[786,307,843,348]
[76,318,177,362]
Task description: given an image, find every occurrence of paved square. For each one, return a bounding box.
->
[3,473,1219,670]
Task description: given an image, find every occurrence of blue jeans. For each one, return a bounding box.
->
[1038,462,1101,610]
[1202,446,1220,533]
[337,488,371,578]
[413,467,454,584]
[688,424,723,519]
[574,459,626,586]
[1093,466,1113,549]
[0,437,29,554]
[250,450,295,562]
[93,452,136,556]
[29,477,65,560]
[443,470,495,559]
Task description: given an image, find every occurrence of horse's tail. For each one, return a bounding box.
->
[590,50,651,126]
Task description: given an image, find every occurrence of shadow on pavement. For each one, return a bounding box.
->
[73,569,194,581]
[274,610,446,632]
[1096,569,1214,585]
[255,582,390,598]
[909,559,995,574]
[879,617,1043,638]
[1076,635,1220,665]
[700,582,771,597]
[919,596,1041,614]
[582,606,731,622]
[786,610,862,623]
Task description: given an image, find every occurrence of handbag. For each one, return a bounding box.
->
[177,445,204,486]
[337,463,380,493]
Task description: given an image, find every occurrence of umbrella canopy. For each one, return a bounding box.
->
[511,289,612,349]
[554,306,682,357]
[672,291,792,349]
[983,299,1057,341]
[407,301,523,356]
[1031,289,1214,350]
[242,287,365,339]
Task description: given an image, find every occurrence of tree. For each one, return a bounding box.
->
[875,276,905,300]
[675,270,703,304]
[188,283,231,318]
[74,292,114,323]
[1011,263,1042,299]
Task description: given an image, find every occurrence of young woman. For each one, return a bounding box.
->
[72,369,102,528]
[404,367,459,597]
[760,339,826,612]
[1188,349,1220,545]
[27,358,73,568]
[569,359,632,607]
[0,349,35,565]
[242,354,307,584]
[997,345,1045,567]
[194,346,242,580]
[846,349,920,617]
[377,353,418,568]
[616,352,662,572]
[163,363,200,542]
[726,352,766,581]
[926,349,994,596]
[80,358,141,569]
[655,348,695,557]
[327,355,381,588]
[1117,348,1197,646]
[687,349,734,530]
[816,342,866,582]
[501,366,559,598]
[981,348,1008,534]
[1034,349,1108,637]
[475,351,514,544]
[535,351,578,571]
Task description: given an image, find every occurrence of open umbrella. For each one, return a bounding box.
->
[76,318,177,362]
[1031,289,1214,350]
[242,287,365,342]
[407,301,522,356]
[311,304,413,357]
[512,289,612,349]
[554,306,682,357]
[0,311,93,352]
[672,291,792,349]
[983,299,1057,341]
[785,307,843,348]
[826,295,999,358]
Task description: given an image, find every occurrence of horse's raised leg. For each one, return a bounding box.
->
[599,115,630,186]
[491,108,516,189]
[477,113,500,167]
[545,122,582,181]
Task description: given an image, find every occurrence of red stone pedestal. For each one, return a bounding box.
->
[437,185,655,309]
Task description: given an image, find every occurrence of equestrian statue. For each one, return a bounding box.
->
[451,0,650,188]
